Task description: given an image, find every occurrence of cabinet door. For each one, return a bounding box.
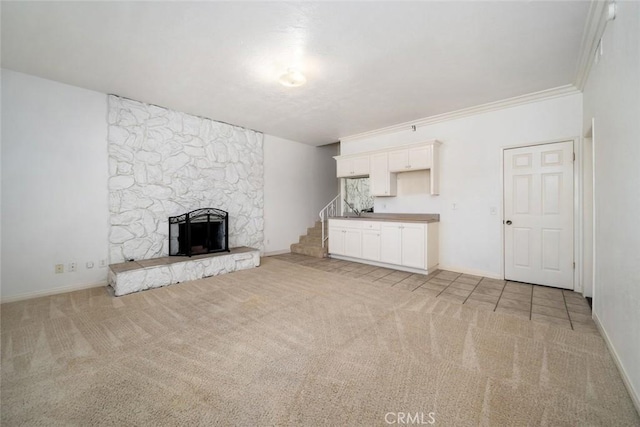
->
[401,223,426,269]
[388,149,409,172]
[336,156,369,178]
[408,146,432,170]
[370,153,390,196]
[344,229,362,258]
[380,224,402,265]
[329,227,345,255]
[361,230,381,261]
[336,159,351,178]
[351,156,370,176]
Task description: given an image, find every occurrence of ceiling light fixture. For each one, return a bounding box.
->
[279,68,306,87]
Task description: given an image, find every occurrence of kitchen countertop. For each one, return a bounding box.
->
[329,213,439,223]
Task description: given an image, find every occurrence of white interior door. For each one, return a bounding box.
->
[504,141,574,289]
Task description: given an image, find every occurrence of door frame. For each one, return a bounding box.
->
[500,137,583,292]
[583,118,596,300]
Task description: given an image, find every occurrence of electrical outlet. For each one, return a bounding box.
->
[68,262,77,272]
[99,259,108,268]
[86,261,94,269]
[55,264,64,274]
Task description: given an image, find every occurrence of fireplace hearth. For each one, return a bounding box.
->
[169,208,229,257]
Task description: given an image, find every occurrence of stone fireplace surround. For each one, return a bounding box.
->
[107,95,264,263]
[107,96,264,293]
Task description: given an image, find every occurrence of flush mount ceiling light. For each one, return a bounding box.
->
[279,68,306,87]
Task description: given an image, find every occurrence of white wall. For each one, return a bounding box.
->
[1,70,339,299]
[264,136,338,254]
[0,70,3,297]
[1,70,109,300]
[341,93,583,278]
[582,1,640,408]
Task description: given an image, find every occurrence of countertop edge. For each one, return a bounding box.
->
[328,215,439,224]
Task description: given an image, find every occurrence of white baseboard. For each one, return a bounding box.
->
[264,249,290,257]
[593,312,640,415]
[1,281,107,304]
[437,264,503,280]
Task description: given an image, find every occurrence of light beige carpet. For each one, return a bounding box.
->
[1,258,638,426]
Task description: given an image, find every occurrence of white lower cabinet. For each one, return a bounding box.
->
[380,223,425,268]
[361,230,381,261]
[344,229,362,258]
[401,223,426,269]
[380,224,402,265]
[328,220,363,258]
[328,219,438,272]
[328,226,346,255]
[360,221,381,261]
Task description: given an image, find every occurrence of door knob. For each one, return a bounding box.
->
[506,220,512,225]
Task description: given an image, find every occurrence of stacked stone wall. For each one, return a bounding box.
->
[108,96,263,263]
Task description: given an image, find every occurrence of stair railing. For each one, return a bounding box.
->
[319,194,340,248]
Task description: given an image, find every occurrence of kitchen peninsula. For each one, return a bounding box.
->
[328,213,439,274]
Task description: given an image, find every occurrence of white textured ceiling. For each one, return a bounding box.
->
[1,1,590,145]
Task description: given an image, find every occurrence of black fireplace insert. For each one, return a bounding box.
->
[169,208,229,257]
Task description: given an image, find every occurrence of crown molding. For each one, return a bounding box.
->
[340,84,580,144]
[574,1,611,90]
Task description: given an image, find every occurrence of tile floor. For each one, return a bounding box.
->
[272,253,597,334]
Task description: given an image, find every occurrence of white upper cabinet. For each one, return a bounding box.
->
[335,140,441,195]
[370,152,397,197]
[336,155,370,178]
[388,145,432,172]
[387,150,407,172]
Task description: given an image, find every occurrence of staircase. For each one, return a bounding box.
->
[290,221,328,258]
[290,194,340,258]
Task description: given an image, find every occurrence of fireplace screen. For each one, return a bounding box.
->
[169,208,229,257]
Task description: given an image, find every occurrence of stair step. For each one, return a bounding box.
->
[290,243,328,259]
[307,227,323,237]
[300,235,323,246]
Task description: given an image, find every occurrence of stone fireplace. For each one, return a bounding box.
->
[107,95,264,264]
